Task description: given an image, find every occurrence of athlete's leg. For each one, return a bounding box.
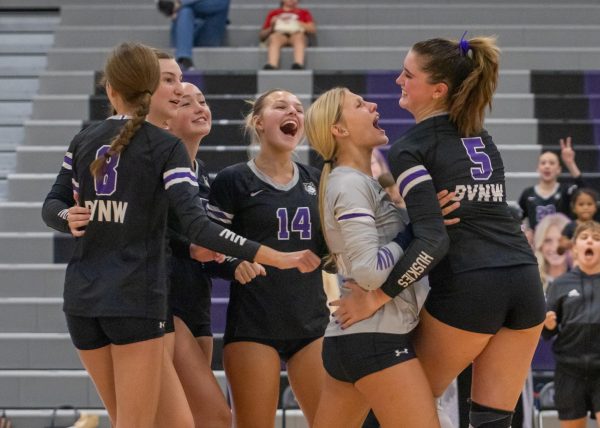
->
[289,32,307,66]
[173,317,230,428]
[414,308,492,397]
[223,341,281,428]
[286,338,325,427]
[196,335,213,362]
[471,324,543,411]
[111,336,165,428]
[313,372,370,428]
[78,346,117,426]
[560,418,589,428]
[355,359,440,428]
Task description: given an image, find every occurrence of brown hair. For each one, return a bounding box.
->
[411,35,500,136]
[89,42,160,177]
[573,220,600,241]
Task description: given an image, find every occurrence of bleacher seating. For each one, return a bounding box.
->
[0,0,599,426]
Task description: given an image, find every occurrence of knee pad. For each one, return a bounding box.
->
[469,401,513,428]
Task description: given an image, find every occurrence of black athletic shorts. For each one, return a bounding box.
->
[426,262,545,334]
[66,314,167,350]
[170,257,212,338]
[555,365,600,420]
[224,336,321,362]
[322,332,416,384]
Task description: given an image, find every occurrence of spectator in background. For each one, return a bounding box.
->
[543,221,600,428]
[558,188,599,255]
[259,0,316,70]
[518,137,584,243]
[534,213,571,292]
[169,0,231,71]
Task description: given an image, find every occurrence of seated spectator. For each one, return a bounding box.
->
[518,137,584,244]
[534,213,572,292]
[259,0,316,70]
[169,0,231,71]
[558,188,600,255]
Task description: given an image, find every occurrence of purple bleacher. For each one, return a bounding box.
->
[210,297,228,334]
[212,278,230,298]
[532,339,556,371]
[584,71,600,95]
[366,71,402,95]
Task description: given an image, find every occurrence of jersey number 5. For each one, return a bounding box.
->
[461,137,493,181]
[94,145,121,196]
[276,207,312,240]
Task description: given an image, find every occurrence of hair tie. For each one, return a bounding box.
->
[323,159,334,164]
[458,31,470,57]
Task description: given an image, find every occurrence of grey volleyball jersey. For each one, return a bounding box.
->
[324,166,427,336]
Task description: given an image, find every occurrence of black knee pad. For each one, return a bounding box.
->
[469,401,513,428]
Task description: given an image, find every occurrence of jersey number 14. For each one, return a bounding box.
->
[276,207,312,240]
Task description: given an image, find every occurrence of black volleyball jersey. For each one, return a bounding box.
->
[208,160,329,340]
[381,115,536,297]
[518,178,584,230]
[167,158,213,324]
[63,119,259,319]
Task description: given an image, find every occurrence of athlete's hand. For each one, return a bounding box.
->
[438,190,460,226]
[189,243,225,263]
[235,261,266,284]
[68,192,90,237]
[278,249,321,273]
[544,311,557,330]
[330,281,390,329]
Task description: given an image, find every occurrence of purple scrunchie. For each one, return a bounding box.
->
[458,30,470,56]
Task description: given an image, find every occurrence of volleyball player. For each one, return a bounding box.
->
[332,36,546,428]
[207,89,329,428]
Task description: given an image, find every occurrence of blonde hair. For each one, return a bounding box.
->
[411,36,500,136]
[534,213,571,291]
[90,42,160,177]
[305,87,347,269]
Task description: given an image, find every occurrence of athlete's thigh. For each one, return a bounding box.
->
[313,372,369,428]
[355,359,439,428]
[471,324,543,411]
[172,318,227,427]
[414,308,492,397]
[223,341,281,428]
[78,345,116,425]
[287,337,325,426]
[111,336,165,428]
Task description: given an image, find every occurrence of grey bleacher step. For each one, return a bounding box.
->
[45,46,600,71]
[0,333,81,370]
[0,100,32,119]
[0,15,60,33]
[0,124,23,146]
[38,71,96,95]
[0,76,39,98]
[53,24,600,49]
[0,201,46,232]
[0,369,226,408]
[0,33,54,52]
[57,4,600,26]
[7,173,56,202]
[0,409,110,428]
[31,95,88,120]
[0,55,47,74]
[23,120,82,146]
[0,264,65,297]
